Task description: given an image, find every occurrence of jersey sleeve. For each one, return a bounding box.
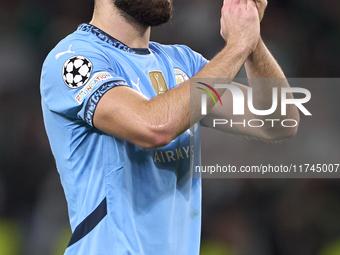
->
[41,44,129,128]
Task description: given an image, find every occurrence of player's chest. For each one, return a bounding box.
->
[111,54,189,99]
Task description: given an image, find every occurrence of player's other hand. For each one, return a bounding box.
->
[220,0,262,54]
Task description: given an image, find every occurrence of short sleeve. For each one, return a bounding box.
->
[41,43,129,128]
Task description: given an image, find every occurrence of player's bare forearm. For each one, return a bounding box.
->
[243,0,296,116]
[245,38,285,78]
[203,39,300,141]
[202,0,299,141]
[244,38,300,136]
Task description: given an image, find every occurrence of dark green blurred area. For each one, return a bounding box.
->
[0,0,340,254]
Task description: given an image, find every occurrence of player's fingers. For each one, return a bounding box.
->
[240,0,247,5]
[223,0,232,5]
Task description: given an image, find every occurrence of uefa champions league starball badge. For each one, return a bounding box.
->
[62,56,93,88]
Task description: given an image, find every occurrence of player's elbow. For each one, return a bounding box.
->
[263,111,300,141]
[147,135,172,149]
[137,125,173,149]
[271,127,298,141]
[265,123,299,141]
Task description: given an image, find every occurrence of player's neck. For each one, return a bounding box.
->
[90,4,151,49]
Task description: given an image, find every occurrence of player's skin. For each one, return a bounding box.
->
[91,0,300,149]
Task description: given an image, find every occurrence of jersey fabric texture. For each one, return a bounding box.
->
[41,23,208,255]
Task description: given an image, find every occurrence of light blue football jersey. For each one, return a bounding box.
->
[41,23,208,255]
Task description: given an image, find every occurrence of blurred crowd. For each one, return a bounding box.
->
[0,0,339,254]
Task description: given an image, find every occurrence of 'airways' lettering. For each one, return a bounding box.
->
[154,145,194,163]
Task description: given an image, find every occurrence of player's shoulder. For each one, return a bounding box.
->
[150,42,208,77]
[150,42,206,64]
[42,28,111,89]
[150,42,196,58]
[45,31,101,66]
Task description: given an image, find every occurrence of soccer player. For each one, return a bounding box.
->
[40,0,299,254]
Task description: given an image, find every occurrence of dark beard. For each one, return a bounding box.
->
[114,0,173,27]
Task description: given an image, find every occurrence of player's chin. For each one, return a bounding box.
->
[136,8,172,27]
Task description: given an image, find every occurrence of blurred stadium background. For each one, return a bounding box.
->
[0,0,340,254]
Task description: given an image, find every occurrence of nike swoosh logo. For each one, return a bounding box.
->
[55,45,75,60]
